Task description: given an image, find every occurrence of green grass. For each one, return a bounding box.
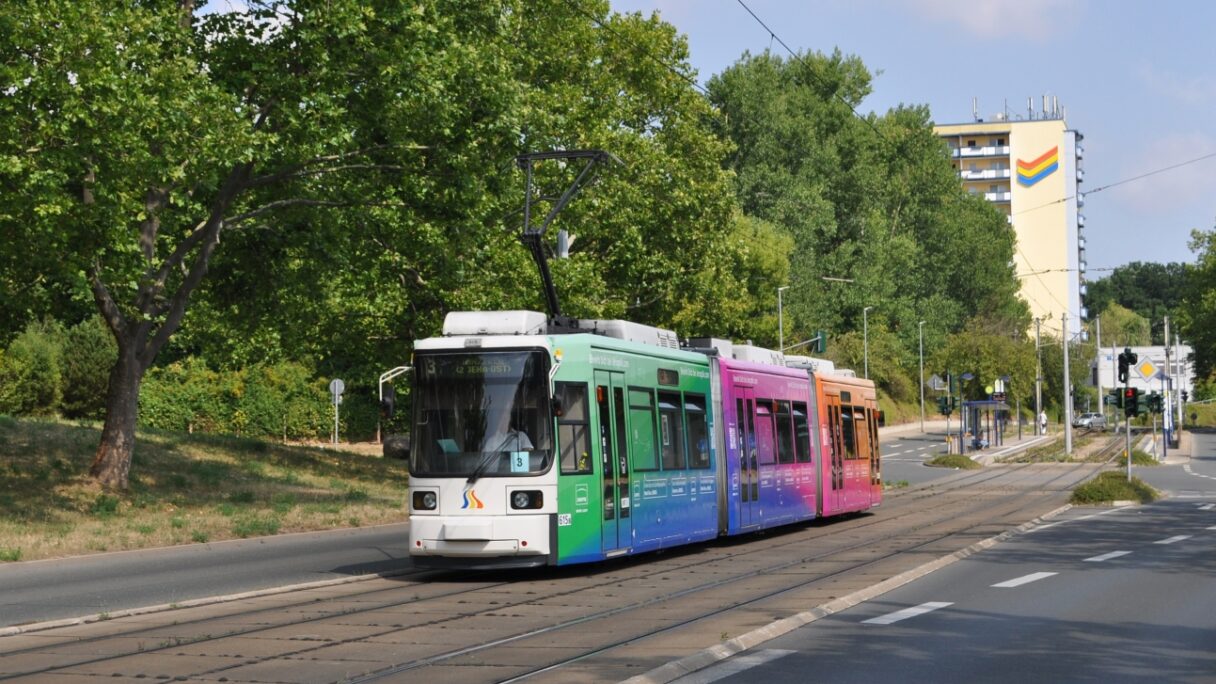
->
[925,454,981,469]
[1131,449,1159,466]
[1071,471,1159,505]
[883,479,910,490]
[0,416,409,561]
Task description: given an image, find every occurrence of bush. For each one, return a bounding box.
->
[925,454,982,469]
[0,319,65,416]
[61,317,118,419]
[1071,471,1158,504]
[140,357,329,441]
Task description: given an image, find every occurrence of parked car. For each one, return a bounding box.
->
[1072,412,1107,430]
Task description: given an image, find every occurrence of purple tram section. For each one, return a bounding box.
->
[717,357,819,535]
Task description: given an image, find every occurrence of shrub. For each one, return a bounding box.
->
[0,319,65,415]
[1071,471,1158,504]
[61,317,118,419]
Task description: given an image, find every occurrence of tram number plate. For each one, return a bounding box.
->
[558,513,572,527]
[511,452,529,473]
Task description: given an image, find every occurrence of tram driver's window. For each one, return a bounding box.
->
[556,382,592,474]
[685,394,710,469]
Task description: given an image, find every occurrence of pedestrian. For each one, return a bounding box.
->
[1038,409,1048,435]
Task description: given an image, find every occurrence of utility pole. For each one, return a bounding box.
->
[918,320,926,433]
[1095,315,1104,425]
[1163,315,1171,456]
[1176,333,1185,430]
[1035,318,1043,436]
[1063,313,1072,456]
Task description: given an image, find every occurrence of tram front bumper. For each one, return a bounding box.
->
[410,514,552,562]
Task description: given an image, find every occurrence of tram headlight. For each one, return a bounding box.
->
[412,491,437,510]
[510,490,543,510]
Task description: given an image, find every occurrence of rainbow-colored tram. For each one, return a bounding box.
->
[407,310,881,569]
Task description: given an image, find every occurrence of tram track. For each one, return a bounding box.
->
[0,461,1100,683]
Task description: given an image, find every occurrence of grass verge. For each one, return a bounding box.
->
[0,416,409,562]
[1070,471,1159,505]
[925,454,981,470]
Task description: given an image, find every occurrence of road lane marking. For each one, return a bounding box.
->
[1208,526,1216,531]
[1199,504,1215,511]
[1084,551,1131,562]
[673,650,796,684]
[862,602,953,625]
[1154,535,1192,545]
[992,572,1057,588]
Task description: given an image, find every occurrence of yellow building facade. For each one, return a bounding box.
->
[935,111,1084,336]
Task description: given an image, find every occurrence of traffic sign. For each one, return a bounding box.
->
[1136,359,1157,380]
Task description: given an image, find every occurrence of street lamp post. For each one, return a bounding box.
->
[1062,313,1073,456]
[863,306,873,379]
[778,286,790,352]
[918,320,926,433]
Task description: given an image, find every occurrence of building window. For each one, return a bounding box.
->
[967,139,976,147]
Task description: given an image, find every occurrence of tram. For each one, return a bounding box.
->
[406,310,882,569]
[406,149,880,569]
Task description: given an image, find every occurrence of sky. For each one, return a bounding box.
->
[609,0,1216,272]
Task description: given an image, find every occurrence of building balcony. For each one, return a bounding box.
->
[952,145,1011,159]
[1077,168,1085,183]
[960,168,1012,180]
[1079,260,1088,274]
[984,191,1012,203]
[1078,214,1086,227]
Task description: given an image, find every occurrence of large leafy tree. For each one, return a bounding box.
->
[1085,261,1187,343]
[1179,227,1216,393]
[707,49,1026,393]
[0,0,520,488]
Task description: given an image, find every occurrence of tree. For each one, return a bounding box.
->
[1096,303,1151,348]
[0,1,520,488]
[1179,227,1216,392]
[1085,261,1187,343]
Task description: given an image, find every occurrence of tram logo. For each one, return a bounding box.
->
[461,489,484,509]
[1016,146,1059,187]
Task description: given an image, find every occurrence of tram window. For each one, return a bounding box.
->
[853,407,868,461]
[775,400,795,464]
[840,407,858,459]
[556,382,592,474]
[754,400,776,466]
[828,405,841,460]
[685,394,710,469]
[658,392,686,470]
[792,402,811,463]
[630,387,659,471]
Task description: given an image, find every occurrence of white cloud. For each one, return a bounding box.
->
[1135,63,1216,106]
[898,0,1080,41]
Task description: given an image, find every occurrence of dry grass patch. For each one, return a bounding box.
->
[0,416,408,561]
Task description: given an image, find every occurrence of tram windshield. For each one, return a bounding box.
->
[411,350,553,478]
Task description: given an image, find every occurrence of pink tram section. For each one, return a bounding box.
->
[695,340,882,536]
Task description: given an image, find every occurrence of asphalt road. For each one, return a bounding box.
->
[672,432,1216,684]
[0,523,412,628]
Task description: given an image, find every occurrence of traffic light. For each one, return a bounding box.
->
[1147,392,1161,414]
[1182,390,1189,403]
[1106,389,1123,409]
[937,396,952,416]
[1117,347,1138,384]
[1124,387,1140,417]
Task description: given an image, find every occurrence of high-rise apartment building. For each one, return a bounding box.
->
[935,98,1085,337]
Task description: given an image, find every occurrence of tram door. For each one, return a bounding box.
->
[595,371,632,554]
[823,396,844,514]
[735,388,758,528]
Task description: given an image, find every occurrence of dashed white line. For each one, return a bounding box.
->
[863,602,953,625]
[673,649,796,684]
[992,572,1057,588]
[1208,526,1216,531]
[1154,535,1192,545]
[1199,504,1215,511]
[1084,551,1131,562]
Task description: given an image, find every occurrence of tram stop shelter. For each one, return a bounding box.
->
[961,399,1011,451]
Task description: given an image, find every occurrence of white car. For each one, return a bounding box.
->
[1072,412,1107,430]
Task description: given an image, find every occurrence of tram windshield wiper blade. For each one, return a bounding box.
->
[466,451,499,484]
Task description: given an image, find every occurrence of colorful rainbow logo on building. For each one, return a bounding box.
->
[461,490,484,509]
[1017,146,1059,187]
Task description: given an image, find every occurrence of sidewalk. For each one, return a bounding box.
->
[965,428,1052,465]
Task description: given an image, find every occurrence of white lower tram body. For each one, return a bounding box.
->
[409,478,557,569]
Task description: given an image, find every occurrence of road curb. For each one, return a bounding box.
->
[621,503,1075,684]
[0,568,413,638]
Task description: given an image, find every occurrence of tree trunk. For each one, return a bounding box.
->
[89,342,144,490]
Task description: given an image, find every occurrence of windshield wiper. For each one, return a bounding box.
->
[466,450,500,484]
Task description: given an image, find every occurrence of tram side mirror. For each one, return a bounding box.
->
[551,397,564,418]
[380,385,397,419]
